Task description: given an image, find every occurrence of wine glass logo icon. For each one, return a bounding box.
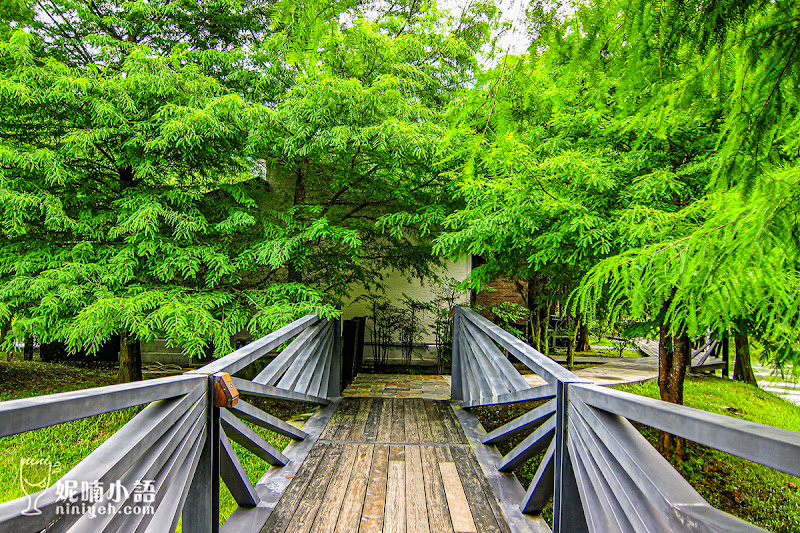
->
[19,457,60,515]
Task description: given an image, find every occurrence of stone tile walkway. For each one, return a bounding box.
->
[342,356,660,399]
[342,373,451,400]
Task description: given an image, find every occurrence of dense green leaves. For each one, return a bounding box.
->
[0,0,492,362]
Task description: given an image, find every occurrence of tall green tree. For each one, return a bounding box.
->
[564,0,800,385]
[0,0,494,381]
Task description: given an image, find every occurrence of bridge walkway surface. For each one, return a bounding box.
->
[263,397,510,533]
[246,377,550,533]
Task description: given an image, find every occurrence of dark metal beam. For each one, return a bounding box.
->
[230,400,307,441]
[484,399,556,445]
[232,378,330,406]
[0,389,204,530]
[220,427,259,508]
[0,374,206,438]
[220,410,288,467]
[196,314,320,376]
[498,416,556,472]
[459,307,585,385]
[573,384,800,477]
[520,438,555,514]
[462,384,555,409]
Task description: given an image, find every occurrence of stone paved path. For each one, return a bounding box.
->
[753,363,800,406]
[343,356,660,399]
[343,373,451,400]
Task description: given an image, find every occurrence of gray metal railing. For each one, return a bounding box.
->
[0,312,341,533]
[451,306,800,533]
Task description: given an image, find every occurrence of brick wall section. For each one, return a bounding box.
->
[475,278,528,320]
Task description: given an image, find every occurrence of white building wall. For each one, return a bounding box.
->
[342,257,471,365]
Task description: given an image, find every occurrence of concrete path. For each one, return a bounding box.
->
[521,356,658,388]
[753,363,800,406]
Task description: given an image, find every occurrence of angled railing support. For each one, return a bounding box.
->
[183,374,221,533]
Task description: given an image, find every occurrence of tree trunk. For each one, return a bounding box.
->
[575,315,591,352]
[531,314,540,351]
[733,332,758,386]
[23,336,34,361]
[658,324,691,461]
[540,306,549,357]
[118,332,142,383]
[0,322,11,361]
[40,341,68,362]
[566,319,580,369]
[288,162,307,283]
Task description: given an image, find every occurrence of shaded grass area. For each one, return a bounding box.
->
[473,375,800,531]
[0,361,318,526]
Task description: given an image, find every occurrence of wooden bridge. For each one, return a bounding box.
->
[1,307,799,532]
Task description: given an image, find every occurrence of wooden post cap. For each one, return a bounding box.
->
[213,372,239,408]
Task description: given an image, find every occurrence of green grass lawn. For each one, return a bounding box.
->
[474,374,800,532]
[0,361,316,527]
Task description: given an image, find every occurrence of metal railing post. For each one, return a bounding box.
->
[183,375,220,532]
[450,306,463,401]
[327,314,342,398]
[553,380,588,533]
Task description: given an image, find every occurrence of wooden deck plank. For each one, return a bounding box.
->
[439,462,477,533]
[434,402,456,443]
[360,444,390,533]
[384,460,407,533]
[335,444,375,533]
[377,397,394,442]
[363,397,384,441]
[404,399,420,443]
[261,444,329,533]
[284,444,342,533]
[266,398,516,533]
[309,444,360,533]
[333,399,360,440]
[389,443,406,462]
[424,400,446,444]
[420,446,453,533]
[413,399,434,443]
[348,397,374,441]
[424,401,449,461]
[459,447,513,533]
[391,399,406,443]
[320,399,353,440]
[437,403,467,444]
[405,445,430,533]
[450,447,502,532]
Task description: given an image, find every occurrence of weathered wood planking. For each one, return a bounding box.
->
[362,397,383,441]
[404,399,420,443]
[413,399,434,443]
[284,445,342,533]
[391,398,406,443]
[307,444,360,533]
[450,447,503,532]
[347,398,374,441]
[420,446,452,533]
[376,397,394,442]
[261,444,328,532]
[439,462,477,533]
[385,460,406,533]
[405,445,429,533]
[266,398,513,533]
[334,444,374,532]
[359,444,390,533]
